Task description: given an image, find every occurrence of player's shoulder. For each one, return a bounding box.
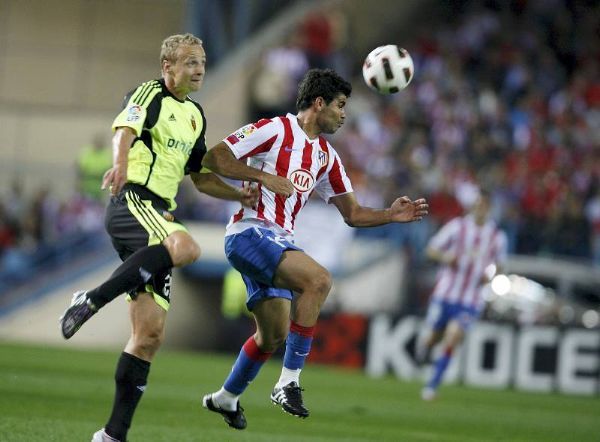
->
[255,117,275,128]
[132,79,162,95]
[317,136,342,164]
[125,79,163,107]
[244,117,279,135]
[186,96,206,116]
[317,135,336,151]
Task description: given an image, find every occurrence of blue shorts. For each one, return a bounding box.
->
[224,227,303,310]
[425,300,481,331]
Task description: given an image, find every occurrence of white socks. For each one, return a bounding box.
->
[212,387,239,411]
[275,367,302,389]
[213,367,303,409]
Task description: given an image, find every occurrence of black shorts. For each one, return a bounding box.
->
[105,183,187,309]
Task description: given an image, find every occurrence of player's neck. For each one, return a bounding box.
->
[164,77,188,101]
[295,112,321,139]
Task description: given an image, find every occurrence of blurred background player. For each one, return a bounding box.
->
[58,33,258,442]
[416,189,508,401]
[76,133,113,202]
[200,68,428,429]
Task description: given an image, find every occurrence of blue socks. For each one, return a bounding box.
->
[428,347,453,390]
[223,336,272,395]
[283,321,314,370]
[222,322,315,398]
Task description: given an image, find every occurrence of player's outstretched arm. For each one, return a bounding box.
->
[190,171,259,207]
[202,142,294,197]
[331,193,428,227]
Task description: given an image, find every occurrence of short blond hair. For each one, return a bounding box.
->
[160,33,203,65]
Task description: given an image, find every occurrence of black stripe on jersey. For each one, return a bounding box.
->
[191,100,208,146]
[185,100,208,174]
[139,84,161,107]
[128,191,168,240]
[132,82,153,104]
[144,93,162,129]
[133,81,158,104]
[143,141,158,188]
[135,83,161,107]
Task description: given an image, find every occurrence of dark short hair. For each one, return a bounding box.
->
[296,68,352,111]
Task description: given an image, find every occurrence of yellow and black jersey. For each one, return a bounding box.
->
[112,79,206,210]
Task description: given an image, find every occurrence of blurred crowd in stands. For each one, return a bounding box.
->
[2,0,599,283]
[0,143,108,283]
[243,0,600,266]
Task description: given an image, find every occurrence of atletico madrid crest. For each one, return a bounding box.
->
[318,150,329,168]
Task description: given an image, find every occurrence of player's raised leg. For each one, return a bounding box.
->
[60,228,198,339]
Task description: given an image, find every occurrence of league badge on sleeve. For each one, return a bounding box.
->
[227,124,257,145]
[126,105,142,122]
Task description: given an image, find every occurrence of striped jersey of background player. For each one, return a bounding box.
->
[416,189,508,401]
[59,33,257,442]
[200,68,429,429]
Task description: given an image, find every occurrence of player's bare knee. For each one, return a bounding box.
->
[164,231,201,266]
[184,240,201,264]
[255,330,287,352]
[310,269,332,298]
[134,329,163,357]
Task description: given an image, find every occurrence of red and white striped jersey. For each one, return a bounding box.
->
[223,113,353,236]
[428,215,508,310]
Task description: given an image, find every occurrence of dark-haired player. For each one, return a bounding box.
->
[201,68,429,429]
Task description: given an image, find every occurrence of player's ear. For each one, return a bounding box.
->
[162,59,172,75]
[314,96,324,110]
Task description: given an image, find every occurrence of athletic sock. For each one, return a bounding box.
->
[211,387,240,411]
[87,244,173,309]
[220,336,272,408]
[427,347,453,390]
[277,321,314,388]
[105,352,151,441]
[276,366,302,388]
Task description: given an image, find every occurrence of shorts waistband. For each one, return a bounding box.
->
[122,183,169,210]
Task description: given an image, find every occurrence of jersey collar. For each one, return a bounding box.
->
[159,78,188,103]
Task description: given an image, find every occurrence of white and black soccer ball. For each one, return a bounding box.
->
[362,45,414,95]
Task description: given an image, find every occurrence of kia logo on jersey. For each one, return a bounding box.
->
[290,169,315,192]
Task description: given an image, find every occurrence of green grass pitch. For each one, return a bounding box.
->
[0,341,597,441]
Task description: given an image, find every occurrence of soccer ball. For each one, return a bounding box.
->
[362,45,414,95]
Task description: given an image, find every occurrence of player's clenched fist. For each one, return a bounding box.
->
[239,183,260,208]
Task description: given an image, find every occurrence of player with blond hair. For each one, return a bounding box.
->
[59,33,258,442]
